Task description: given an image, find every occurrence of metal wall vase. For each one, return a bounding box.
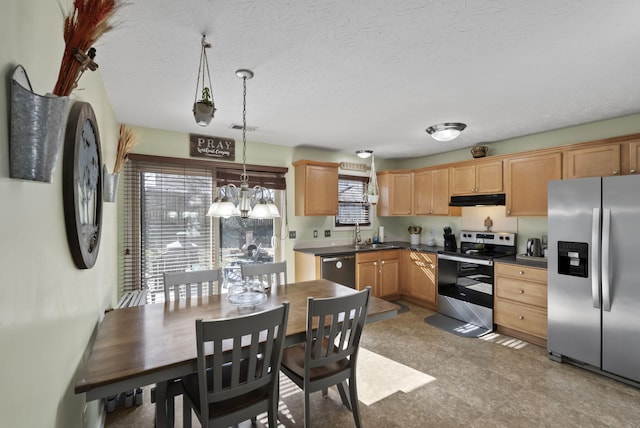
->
[102,164,119,202]
[9,65,71,182]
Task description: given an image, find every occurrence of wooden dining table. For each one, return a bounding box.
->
[75,279,399,427]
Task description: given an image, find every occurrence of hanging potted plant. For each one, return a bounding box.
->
[192,35,216,126]
[366,154,379,205]
[193,86,216,126]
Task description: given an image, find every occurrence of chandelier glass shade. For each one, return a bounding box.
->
[206,69,281,219]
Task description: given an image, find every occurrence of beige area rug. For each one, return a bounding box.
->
[355,348,436,406]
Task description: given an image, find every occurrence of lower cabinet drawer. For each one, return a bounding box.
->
[495,299,547,339]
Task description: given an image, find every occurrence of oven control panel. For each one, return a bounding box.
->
[459,231,516,248]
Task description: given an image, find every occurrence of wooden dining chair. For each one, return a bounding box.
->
[181,302,290,428]
[156,268,222,426]
[280,287,371,428]
[240,261,287,288]
[162,268,222,302]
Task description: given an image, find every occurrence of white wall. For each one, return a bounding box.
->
[1,1,119,427]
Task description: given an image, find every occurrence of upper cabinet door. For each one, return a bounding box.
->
[449,164,476,195]
[626,140,640,175]
[377,171,413,216]
[413,169,432,215]
[563,143,621,179]
[414,168,451,215]
[450,160,502,195]
[475,160,503,193]
[293,160,339,216]
[505,152,562,216]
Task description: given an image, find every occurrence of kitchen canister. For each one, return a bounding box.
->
[410,234,420,245]
[378,226,385,243]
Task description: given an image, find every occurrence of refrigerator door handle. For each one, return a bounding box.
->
[591,208,601,309]
[602,208,612,312]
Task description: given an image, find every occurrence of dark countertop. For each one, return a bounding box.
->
[295,242,548,269]
[293,241,442,256]
[497,255,548,269]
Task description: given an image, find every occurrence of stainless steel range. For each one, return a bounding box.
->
[437,231,517,331]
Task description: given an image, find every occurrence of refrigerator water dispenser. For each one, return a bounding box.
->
[557,241,588,277]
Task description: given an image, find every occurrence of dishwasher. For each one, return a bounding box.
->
[320,253,356,288]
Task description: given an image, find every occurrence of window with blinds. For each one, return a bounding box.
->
[122,155,287,303]
[335,175,370,227]
[122,162,215,303]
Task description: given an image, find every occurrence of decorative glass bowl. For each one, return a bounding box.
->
[227,280,267,308]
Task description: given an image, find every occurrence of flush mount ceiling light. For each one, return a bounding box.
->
[205,69,281,220]
[355,149,373,159]
[426,123,467,142]
[193,35,216,126]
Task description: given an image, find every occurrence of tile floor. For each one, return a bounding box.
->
[105,301,640,427]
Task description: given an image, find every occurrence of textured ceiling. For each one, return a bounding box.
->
[96,0,640,159]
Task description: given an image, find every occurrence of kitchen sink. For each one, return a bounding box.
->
[354,243,396,250]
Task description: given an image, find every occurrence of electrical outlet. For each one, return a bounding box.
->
[313,230,318,238]
[541,235,548,246]
[289,231,296,239]
[325,230,331,237]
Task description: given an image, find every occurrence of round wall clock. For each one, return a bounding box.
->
[63,101,103,269]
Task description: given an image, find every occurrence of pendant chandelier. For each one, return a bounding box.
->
[206,69,280,219]
[193,35,216,126]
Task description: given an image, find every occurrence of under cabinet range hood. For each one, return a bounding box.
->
[449,193,506,207]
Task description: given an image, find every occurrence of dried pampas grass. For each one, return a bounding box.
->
[114,125,139,173]
[53,0,122,96]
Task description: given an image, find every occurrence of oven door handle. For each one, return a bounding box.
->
[436,253,493,266]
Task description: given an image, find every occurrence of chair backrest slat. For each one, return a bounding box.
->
[162,269,222,302]
[241,261,287,288]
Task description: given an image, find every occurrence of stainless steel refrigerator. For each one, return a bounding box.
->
[548,175,640,385]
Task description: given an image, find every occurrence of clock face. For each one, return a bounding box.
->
[63,102,103,269]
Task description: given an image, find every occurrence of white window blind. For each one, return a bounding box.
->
[122,161,215,303]
[335,175,370,227]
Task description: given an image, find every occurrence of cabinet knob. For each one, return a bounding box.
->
[519,271,524,275]
[518,315,524,320]
[430,264,435,269]
[613,171,619,175]
[519,289,524,294]
[374,262,378,266]
[381,260,385,265]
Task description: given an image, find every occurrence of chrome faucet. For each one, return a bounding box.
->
[355,221,362,247]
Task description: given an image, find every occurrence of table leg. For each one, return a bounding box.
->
[154,381,168,428]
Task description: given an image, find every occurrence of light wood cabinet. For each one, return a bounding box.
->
[563,143,621,179]
[626,140,640,175]
[356,250,400,298]
[504,151,562,216]
[449,160,503,195]
[413,167,452,215]
[293,160,339,216]
[377,171,413,216]
[294,252,321,282]
[400,250,437,308]
[494,263,548,346]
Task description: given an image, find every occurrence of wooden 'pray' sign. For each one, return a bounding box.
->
[189,134,235,160]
